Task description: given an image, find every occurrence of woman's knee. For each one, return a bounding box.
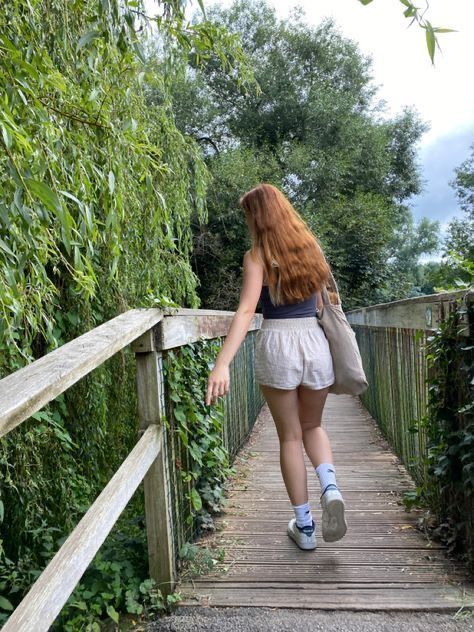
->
[273,416,302,442]
[300,418,322,433]
[278,427,303,443]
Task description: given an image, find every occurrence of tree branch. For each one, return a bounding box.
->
[38,98,109,129]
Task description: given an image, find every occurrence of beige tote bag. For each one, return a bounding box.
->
[316,269,369,395]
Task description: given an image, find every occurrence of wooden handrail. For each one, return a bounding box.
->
[156,309,262,350]
[2,424,163,632]
[346,288,472,334]
[0,308,163,439]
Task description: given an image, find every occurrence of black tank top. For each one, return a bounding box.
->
[259,285,317,319]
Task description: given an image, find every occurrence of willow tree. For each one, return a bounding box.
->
[0,0,254,624]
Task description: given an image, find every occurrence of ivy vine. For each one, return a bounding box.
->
[163,337,235,541]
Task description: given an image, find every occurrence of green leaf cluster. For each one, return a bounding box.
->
[416,144,474,293]
[49,504,182,630]
[358,0,456,64]
[0,0,211,371]
[163,338,235,549]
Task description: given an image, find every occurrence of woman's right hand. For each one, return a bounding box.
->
[206,363,230,406]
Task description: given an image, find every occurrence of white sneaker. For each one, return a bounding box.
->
[320,485,347,542]
[287,518,317,550]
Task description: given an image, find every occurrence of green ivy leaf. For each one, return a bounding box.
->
[174,407,186,423]
[106,604,119,623]
[0,596,13,611]
[190,488,202,511]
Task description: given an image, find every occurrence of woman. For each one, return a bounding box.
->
[205,183,347,550]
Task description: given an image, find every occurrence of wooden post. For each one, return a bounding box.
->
[133,328,175,596]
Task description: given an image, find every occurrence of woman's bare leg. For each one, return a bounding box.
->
[297,385,333,467]
[259,384,307,506]
[297,384,347,541]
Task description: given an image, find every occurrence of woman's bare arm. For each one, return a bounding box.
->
[205,250,263,405]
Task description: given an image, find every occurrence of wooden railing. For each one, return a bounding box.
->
[0,307,262,631]
[346,288,472,473]
[346,288,473,555]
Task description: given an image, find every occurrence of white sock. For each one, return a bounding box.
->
[292,501,313,528]
[315,463,338,495]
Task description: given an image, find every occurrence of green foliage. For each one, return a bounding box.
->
[377,213,440,300]
[313,192,397,307]
[0,0,208,372]
[50,504,182,630]
[178,541,225,579]
[357,0,456,63]
[0,475,183,630]
[192,147,281,309]
[402,293,474,572]
[443,145,474,283]
[423,143,474,293]
[451,143,474,219]
[163,338,235,541]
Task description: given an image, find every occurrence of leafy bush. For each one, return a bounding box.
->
[403,291,474,572]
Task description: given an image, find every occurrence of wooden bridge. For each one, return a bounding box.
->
[0,289,473,630]
[178,395,471,610]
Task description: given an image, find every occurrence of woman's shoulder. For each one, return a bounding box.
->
[244,249,268,285]
[244,247,265,266]
[244,246,260,258]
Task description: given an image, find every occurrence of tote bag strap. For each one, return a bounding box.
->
[321,263,342,307]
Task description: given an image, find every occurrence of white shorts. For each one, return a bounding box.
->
[254,316,335,390]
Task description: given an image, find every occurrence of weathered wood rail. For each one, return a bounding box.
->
[0,307,261,632]
[345,288,472,334]
[345,288,473,473]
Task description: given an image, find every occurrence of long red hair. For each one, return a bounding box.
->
[239,183,331,305]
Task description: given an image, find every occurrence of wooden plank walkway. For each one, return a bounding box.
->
[178,394,474,611]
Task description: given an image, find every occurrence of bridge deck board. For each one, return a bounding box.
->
[178,394,473,610]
